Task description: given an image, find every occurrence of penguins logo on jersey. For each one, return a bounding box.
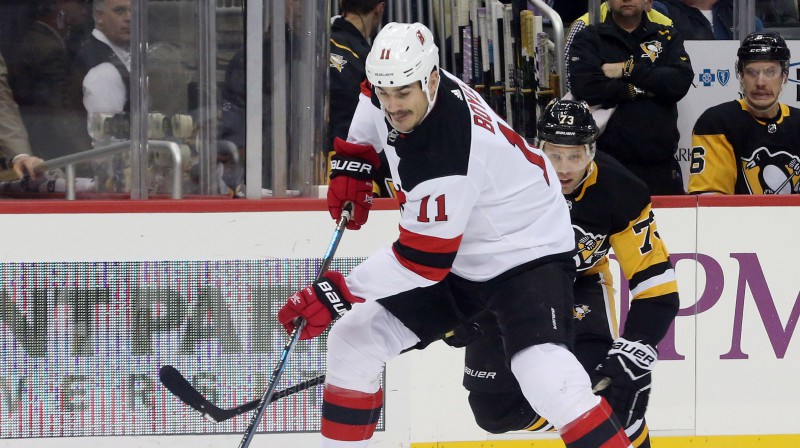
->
[573,225,608,271]
[742,147,800,194]
[330,53,347,72]
[573,304,591,321]
[640,40,663,62]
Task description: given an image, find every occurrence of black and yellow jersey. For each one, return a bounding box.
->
[689,99,800,194]
[568,151,679,344]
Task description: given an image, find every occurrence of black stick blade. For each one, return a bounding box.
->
[159,365,228,423]
[160,365,326,424]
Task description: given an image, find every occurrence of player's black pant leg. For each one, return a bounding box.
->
[459,255,575,433]
[463,329,544,433]
[483,254,577,358]
[377,272,486,349]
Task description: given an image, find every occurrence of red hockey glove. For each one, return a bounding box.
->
[591,336,657,426]
[329,137,380,230]
[277,271,365,340]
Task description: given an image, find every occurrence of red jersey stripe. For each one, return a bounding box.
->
[398,225,462,253]
[392,246,451,281]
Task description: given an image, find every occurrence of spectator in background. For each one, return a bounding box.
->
[689,31,800,194]
[568,0,693,195]
[757,0,800,26]
[11,0,91,161]
[0,52,43,179]
[73,0,131,191]
[328,0,384,153]
[564,0,673,93]
[218,0,301,194]
[328,0,392,196]
[658,0,764,39]
[554,0,592,25]
[218,38,270,194]
[74,0,131,145]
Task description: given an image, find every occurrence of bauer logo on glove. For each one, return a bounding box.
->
[328,138,381,230]
[277,271,365,340]
[330,158,375,177]
[608,338,657,368]
[316,280,349,318]
[592,336,658,426]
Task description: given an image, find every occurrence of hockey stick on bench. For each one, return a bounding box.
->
[159,365,325,423]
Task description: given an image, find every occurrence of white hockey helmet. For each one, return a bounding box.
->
[366,22,440,109]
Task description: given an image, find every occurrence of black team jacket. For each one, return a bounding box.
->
[568,13,693,167]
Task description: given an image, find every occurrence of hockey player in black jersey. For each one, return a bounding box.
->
[278,23,634,448]
[449,100,679,448]
[689,31,800,194]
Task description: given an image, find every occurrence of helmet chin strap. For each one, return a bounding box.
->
[568,159,595,195]
[574,146,596,190]
[421,72,440,120]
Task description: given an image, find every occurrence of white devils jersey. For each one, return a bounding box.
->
[344,69,574,301]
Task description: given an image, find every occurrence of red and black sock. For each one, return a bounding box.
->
[321,385,383,442]
[560,398,632,448]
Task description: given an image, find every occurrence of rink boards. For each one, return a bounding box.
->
[0,196,798,447]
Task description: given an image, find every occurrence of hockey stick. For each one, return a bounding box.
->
[772,172,795,194]
[237,203,352,448]
[159,365,326,423]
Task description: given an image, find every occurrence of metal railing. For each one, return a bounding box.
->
[530,0,566,97]
[0,141,184,200]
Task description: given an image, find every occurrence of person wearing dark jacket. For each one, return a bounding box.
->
[327,0,390,196]
[658,0,763,40]
[11,0,90,161]
[328,0,384,153]
[568,0,693,195]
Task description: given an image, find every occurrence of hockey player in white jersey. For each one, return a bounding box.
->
[277,22,633,448]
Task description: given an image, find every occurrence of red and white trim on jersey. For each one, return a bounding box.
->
[359,79,372,98]
[393,225,461,281]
